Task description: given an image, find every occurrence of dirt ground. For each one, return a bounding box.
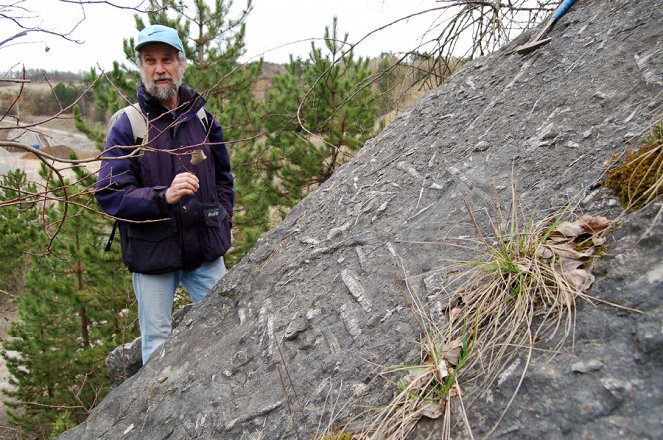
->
[0,115,99,181]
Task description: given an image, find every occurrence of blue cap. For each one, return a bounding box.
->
[135,25,184,53]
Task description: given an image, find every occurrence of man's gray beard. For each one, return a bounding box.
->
[141,72,181,102]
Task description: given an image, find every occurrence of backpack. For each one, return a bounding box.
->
[104,104,209,251]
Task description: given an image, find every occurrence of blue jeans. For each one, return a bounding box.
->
[132,257,226,364]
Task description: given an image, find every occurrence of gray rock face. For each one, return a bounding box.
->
[62,0,662,438]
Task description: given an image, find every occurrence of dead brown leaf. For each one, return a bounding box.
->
[558,256,584,272]
[547,242,591,260]
[553,221,584,238]
[535,245,555,259]
[592,236,607,246]
[563,268,596,291]
[577,214,611,234]
[437,358,449,381]
[441,339,463,366]
[450,307,462,323]
[419,399,446,419]
[549,215,611,244]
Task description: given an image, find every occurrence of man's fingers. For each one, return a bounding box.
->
[172,174,199,191]
[166,173,200,204]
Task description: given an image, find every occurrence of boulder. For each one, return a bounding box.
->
[61,0,663,438]
[106,338,142,388]
[105,304,195,387]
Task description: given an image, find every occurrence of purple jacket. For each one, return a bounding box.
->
[96,82,234,274]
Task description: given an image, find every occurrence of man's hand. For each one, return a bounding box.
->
[165,172,199,204]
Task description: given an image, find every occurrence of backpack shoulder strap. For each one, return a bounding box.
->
[108,104,148,144]
[104,104,147,253]
[196,107,209,132]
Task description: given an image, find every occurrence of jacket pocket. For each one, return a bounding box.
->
[201,204,231,259]
[121,218,180,274]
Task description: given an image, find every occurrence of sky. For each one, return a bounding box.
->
[1,0,440,74]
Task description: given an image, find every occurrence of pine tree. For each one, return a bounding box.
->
[1,162,137,438]
[375,54,404,115]
[119,1,263,134]
[254,18,380,224]
[0,170,39,298]
[75,62,139,150]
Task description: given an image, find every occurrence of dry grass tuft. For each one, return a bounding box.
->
[325,188,613,439]
[450,196,610,391]
[352,277,472,439]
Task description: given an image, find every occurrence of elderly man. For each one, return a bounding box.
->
[96,24,234,364]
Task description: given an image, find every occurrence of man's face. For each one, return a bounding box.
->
[139,43,185,104]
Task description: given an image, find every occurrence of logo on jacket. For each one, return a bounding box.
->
[207,209,219,217]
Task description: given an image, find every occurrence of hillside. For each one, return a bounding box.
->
[60,0,662,438]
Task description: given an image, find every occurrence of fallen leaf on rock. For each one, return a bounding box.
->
[558,256,584,272]
[437,358,449,380]
[441,338,463,366]
[549,215,611,243]
[547,242,591,260]
[563,269,596,291]
[420,399,445,419]
[553,221,585,238]
[592,236,607,246]
[577,214,611,234]
[516,262,530,273]
[548,234,572,243]
[535,245,555,259]
[400,367,429,394]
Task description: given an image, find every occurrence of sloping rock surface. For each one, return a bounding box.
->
[61,0,662,438]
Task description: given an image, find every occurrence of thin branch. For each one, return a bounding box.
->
[0,77,30,83]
